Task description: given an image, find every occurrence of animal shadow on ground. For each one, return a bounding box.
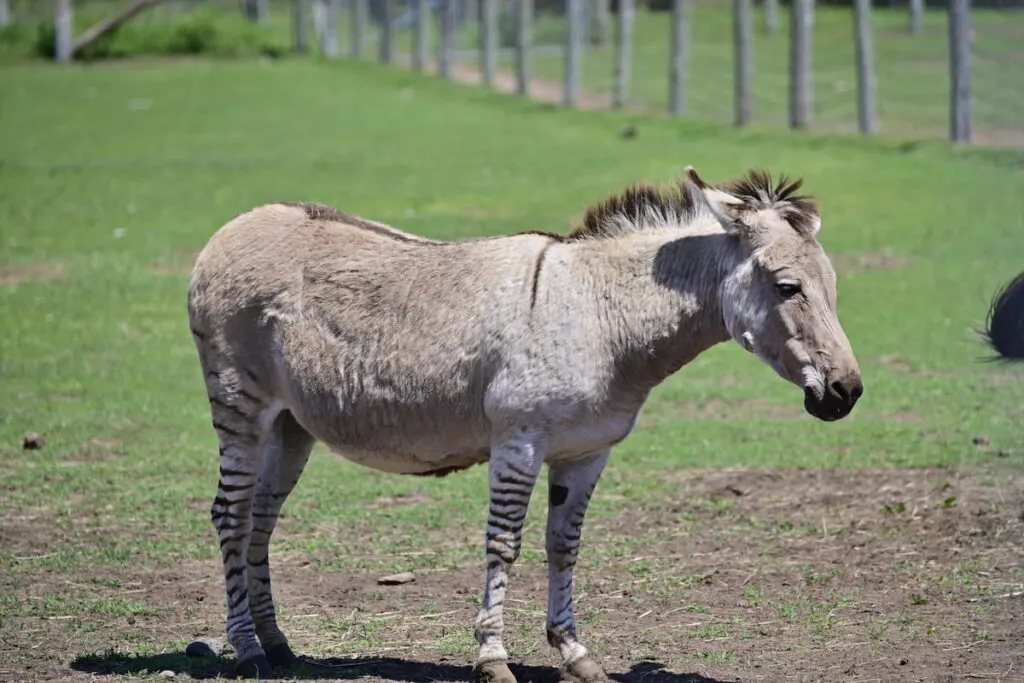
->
[70,653,730,683]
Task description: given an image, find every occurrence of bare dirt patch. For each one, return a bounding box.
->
[973,126,1024,150]
[447,62,615,111]
[0,262,65,287]
[2,466,1022,683]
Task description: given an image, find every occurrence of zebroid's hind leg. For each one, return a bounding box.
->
[545,451,611,683]
[202,360,279,678]
[246,410,316,669]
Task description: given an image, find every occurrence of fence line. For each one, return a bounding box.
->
[764,0,778,34]
[949,0,972,142]
[480,0,496,85]
[733,0,752,127]
[667,0,690,116]
[43,0,1009,147]
[564,0,583,106]
[52,0,73,63]
[853,0,876,135]
[591,0,609,46]
[439,0,457,79]
[516,0,533,96]
[789,0,813,129]
[613,0,634,109]
[908,0,924,33]
[379,0,394,62]
[413,0,429,70]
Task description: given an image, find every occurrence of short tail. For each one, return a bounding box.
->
[982,270,1024,362]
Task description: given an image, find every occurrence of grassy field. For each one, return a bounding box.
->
[1,55,1024,682]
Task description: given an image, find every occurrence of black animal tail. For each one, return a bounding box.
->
[983,270,1024,362]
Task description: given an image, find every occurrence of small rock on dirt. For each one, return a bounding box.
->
[972,435,989,447]
[22,433,45,450]
[377,572,416,586]
[159,671,176,679]
[185,638,223,658]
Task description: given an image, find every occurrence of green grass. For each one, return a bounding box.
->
[1,50,1022,562]
[0,54,1022,676]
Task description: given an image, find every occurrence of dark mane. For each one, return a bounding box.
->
[566,181,709,241]
[982,270,1024,362]
[718,168,820,236]
[518,168,819,244]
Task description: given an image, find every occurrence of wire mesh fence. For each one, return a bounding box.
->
[4,0,1022,147]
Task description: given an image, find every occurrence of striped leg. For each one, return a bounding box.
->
[246,410,316,668]
[545,450,610,683]
[473,432,546,683]
[207,378,276,678]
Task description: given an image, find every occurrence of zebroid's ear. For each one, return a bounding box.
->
[684,165,746,236]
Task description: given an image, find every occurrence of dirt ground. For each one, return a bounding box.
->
[2,465,1023,683]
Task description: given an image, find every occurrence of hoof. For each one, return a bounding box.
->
[566,658,610,683]
[264,643,297,669]
[234,654,272,679]
[474,660,518,683]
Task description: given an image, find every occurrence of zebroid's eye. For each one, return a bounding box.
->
[776,281,802,298]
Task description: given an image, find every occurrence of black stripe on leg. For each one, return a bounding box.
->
[229,589,249,610]
[487,517,518,533]
[236,387,259,403]
[219,482,255,493]
[490,495,530,508]
[556,594,573,617]
[213,494,255,508]
[492,486,531,497]
[506,461,536,480]
[212,421,242,437]
[548,614,574,630]
[219,535,245,549]
[487,547,517,564]
[219,466,251,478]
[496,472,533,487]
[209,395,248,417]
[211,509,249,522]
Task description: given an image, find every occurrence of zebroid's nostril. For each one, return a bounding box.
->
[829,380,848,402]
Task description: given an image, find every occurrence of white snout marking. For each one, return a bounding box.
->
[740,331,755,352]
[802,366,826,400]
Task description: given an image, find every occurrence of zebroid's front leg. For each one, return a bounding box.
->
[545,451,610,682]
[473,432,546,683]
